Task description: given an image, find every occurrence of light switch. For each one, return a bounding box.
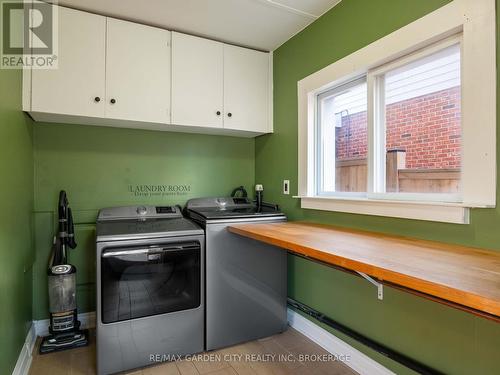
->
[283,180,290,195]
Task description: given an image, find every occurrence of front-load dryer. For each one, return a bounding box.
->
[96,205,204,375]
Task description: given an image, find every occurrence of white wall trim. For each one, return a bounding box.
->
[13,312,96,375]
[257,0,319,19]
[287,308,395,375]
[299,196,470,224]
[12,324,36,375]
[33,311,96,337]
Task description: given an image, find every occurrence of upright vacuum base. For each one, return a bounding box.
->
[39,329,89,354]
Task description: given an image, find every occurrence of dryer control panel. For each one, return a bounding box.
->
[97,205,181,221]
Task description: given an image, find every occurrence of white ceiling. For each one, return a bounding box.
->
[52,0,342,51]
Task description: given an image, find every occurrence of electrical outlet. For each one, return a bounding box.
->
[283,180,290,195]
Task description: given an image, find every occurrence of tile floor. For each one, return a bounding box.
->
[28,328,356,375]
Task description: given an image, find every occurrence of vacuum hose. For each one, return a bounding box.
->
[67,207,76,249]
[52,191,77,267]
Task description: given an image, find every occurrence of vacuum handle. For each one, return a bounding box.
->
[58,191,68,220]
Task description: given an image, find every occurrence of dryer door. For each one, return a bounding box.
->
[101,241,201,324]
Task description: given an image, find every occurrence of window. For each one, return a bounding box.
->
[297,0,496,224]
[316,41,461,202]
[317,78,368,195]
[381,44,461,197]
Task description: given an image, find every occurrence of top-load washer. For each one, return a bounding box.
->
[185,197,287,351]
[96,205,204,375]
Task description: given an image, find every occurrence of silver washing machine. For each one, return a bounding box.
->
[185,197,287,351]
[96,205,204,375]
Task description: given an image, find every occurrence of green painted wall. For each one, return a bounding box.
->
[255,0,500,374]
[33,123,255,319]
[0,68,34,371]
[9,1,500,374]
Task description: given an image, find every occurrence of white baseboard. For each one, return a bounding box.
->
[12,323,36,375]
[13,312,97,375]
[287,308,395,375]
[33,311,96,337]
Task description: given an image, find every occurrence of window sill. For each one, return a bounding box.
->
[294,196,472,224]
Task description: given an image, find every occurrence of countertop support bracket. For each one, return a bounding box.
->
[357,272,384,300]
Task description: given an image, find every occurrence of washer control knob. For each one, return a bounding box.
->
[136,206,147,216]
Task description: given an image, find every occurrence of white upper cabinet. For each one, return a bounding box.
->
[171,32,224,128]
[25,6,273,137]
[106,19,171,123]
[31,7,106,117]
[223,44,270,133]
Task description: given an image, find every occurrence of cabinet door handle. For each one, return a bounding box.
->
[227,112,232,117]
[110,98,116,104]
[216,111,221,116]
[94,97,101,103]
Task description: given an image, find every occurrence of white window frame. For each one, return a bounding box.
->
[366,36,463,203]
[297,0,496,224]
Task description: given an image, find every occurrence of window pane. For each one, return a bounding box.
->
[384,44,461,194]
[318,79,367,193]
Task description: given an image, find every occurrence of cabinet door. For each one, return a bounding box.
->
[171,32,223,128]
[106,19,171,123]
[223,45,270,133]
[31,7,106,117]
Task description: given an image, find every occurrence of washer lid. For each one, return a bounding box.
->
[185,197,285,221]
[96,217,203,242]
[188,206,285,221]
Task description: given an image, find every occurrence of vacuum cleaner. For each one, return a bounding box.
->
[39,190,89,354]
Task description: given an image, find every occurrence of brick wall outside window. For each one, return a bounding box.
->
[335,86,461,169]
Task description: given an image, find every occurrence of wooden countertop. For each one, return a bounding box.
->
[228,222,500,319]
